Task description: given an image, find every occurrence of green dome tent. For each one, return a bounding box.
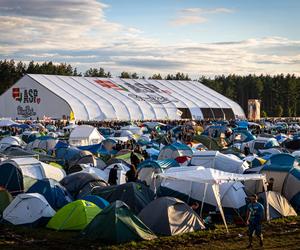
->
[47,200,101,231]
[81,201,156,243]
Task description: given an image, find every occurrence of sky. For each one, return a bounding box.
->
[1,0,300,78]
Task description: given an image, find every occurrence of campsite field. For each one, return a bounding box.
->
[1,216,299,250]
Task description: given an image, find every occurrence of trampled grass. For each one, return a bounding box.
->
[1,216,299,250]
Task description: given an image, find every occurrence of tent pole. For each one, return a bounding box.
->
[212,183,229,233]
[200,182,208,218]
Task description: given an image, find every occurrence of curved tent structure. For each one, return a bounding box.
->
[81,201,156,243]
[138,197,205,236]
[27,179,72,210]
[0,74,245,121]
[158,142,193,161]
[258,154,300,211]
[0,158,66,195]
[47,200,101,231]
[3,193,55,226]
[92,182,155,214]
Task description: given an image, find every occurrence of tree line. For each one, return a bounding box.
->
[0,60,299,117]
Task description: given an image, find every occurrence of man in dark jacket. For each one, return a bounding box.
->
[108,165,118,185]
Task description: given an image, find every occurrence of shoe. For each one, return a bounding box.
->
[246,244,253,249]
[260,240,264,247]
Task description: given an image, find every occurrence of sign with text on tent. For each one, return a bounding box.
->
[94,79,178,105]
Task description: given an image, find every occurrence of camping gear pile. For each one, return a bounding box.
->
[0,119,299,244]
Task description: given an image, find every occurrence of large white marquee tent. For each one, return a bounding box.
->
[0,74,245,121]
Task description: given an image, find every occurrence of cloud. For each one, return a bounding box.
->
[170,7,234,26]
[1,1,300,78]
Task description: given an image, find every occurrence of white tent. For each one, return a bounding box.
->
[3,193,55,225]
[0,136,25,151]
[121,125,143,136]
[69,125,104,146]
[104,163,130,185]
[1,157,66,182]
[190,151,249,174]
[158,166,267,231]
[0,118,18,127]
[0,75,245,121]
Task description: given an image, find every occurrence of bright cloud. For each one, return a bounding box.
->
[170,7,234,26]
[1,1,300,78]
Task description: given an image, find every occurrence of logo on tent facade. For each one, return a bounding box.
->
[12,88,41,104]
[17,105,37,118]
[93,80,178,104]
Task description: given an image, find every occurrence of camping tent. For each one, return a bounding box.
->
[0,136,25,150]
[103,163,130,185]
[82,195,109,209]
[0,189,13,214]
[60,172,108,199]
[137,159,180,189]
[54,146,96,171]
[258,154,300,211]
[3,193,55,226]
[157,166,266,231]
[26,137,58,152]
[158,142,193,161]
[0,157,66,195]
[190,151,249,174]
[138,197,205,236]
[69,125,104,146]
[27,179,72,210]
[258,191,297,220]
[121,125,143,136]
[81,201,156,243]
[47,200,101,230]
[92,182,155,214]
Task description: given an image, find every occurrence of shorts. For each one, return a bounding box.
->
[248,223,262,237]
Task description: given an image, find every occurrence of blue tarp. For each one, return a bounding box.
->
[138,159,180,170]
[82,195,109,209]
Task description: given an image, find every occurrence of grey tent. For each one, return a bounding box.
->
[258,191,297,220]
[60,172,108,199]
[138,197,205,236]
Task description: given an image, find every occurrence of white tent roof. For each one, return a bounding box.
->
[25,75,245,120]
[161,166,265,184]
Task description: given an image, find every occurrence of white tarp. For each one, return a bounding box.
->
[190,151,249,174]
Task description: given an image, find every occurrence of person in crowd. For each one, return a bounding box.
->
[244,143,250,156]
[267,177,274,191]
[108,165,118,185]
[125,164,138,182]
[246,194,264,248]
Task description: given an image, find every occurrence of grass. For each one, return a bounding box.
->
[0,216,299,250]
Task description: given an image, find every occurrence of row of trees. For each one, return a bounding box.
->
[1,60,300,117]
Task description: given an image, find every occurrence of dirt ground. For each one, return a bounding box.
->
[0,217,299,250]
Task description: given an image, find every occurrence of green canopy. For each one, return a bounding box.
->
[0,189,13,214]
[193,135,221,150]
[81,201,156,243]
[47,200,101,231]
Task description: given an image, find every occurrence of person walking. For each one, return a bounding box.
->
[125,164,138,183]
[246,194,264,248]
[108,165,118,185]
